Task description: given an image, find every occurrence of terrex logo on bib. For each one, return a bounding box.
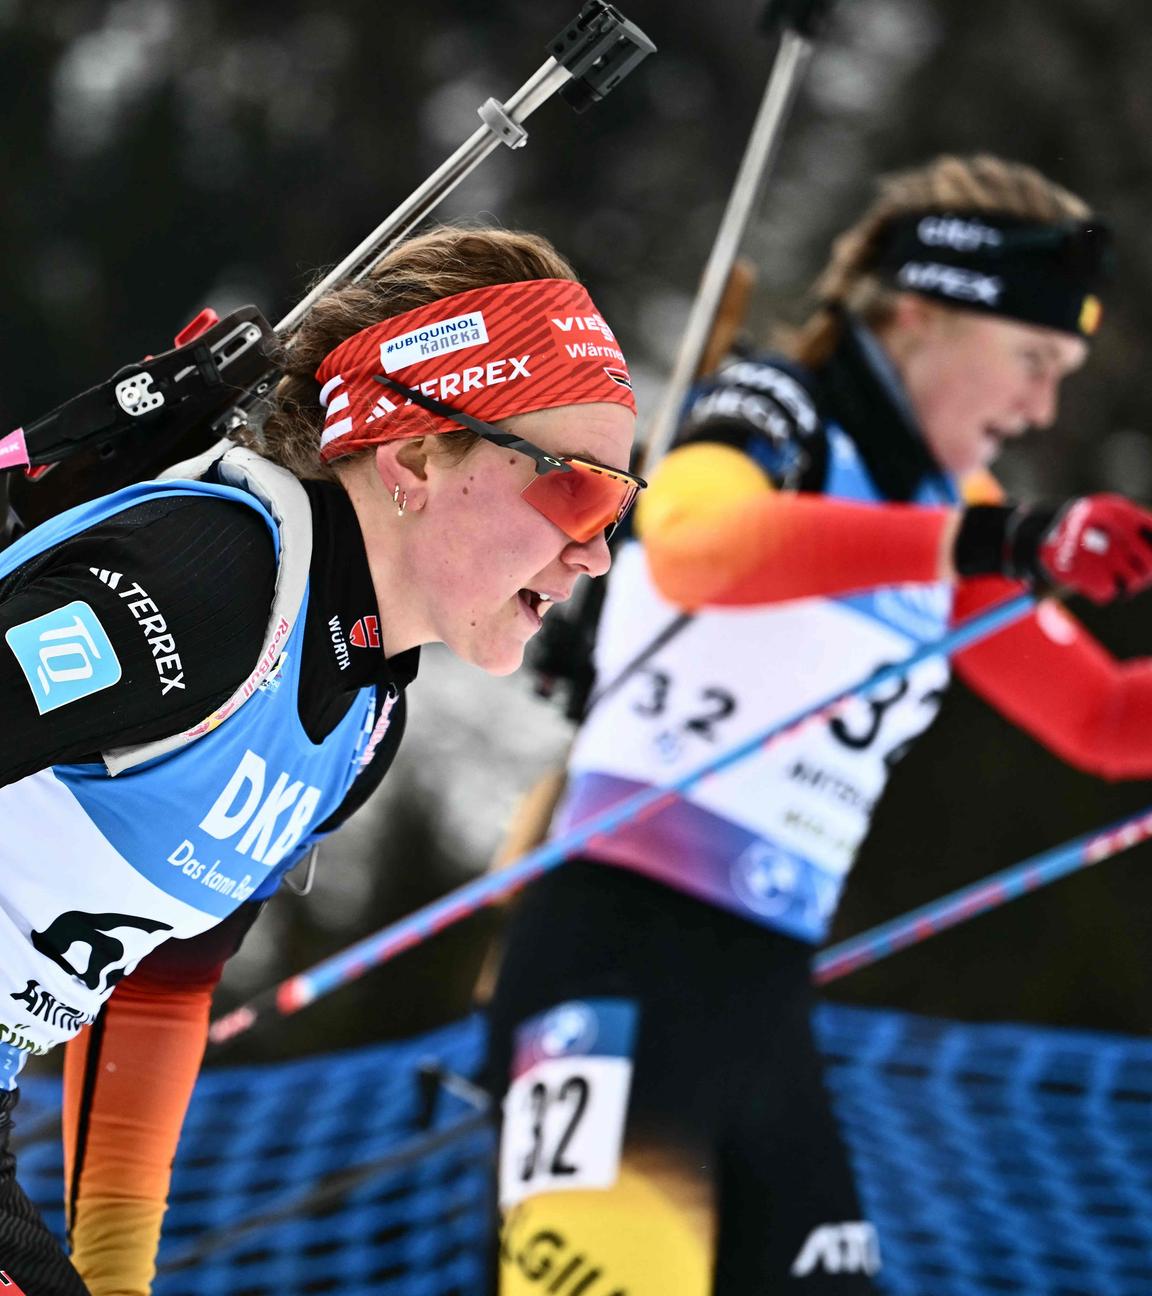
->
[90,572,185,696]
[380,312,489,372]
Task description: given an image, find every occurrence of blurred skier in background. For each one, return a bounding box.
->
[488,155,1152,1294]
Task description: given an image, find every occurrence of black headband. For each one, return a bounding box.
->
[870,211,1113,338]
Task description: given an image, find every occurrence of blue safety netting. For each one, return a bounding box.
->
[819,1008,1152,1296]
[15,1016,493,1296]
[13,1004,1152,1295]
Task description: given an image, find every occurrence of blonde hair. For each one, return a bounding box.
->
[242,225,582,479]
[788,154,1092,368]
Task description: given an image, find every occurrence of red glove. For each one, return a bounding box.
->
[1037,495,1152,602]
[955,494,1152,604]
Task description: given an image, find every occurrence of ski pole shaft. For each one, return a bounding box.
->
[208,591,1033,1046]
[814,803,1152,984]
[642,2,832,468]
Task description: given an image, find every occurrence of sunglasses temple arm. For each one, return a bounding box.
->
[372,375,561,469]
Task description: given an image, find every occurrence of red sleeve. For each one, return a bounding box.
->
[952,575,1152,780]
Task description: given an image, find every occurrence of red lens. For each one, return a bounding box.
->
[521,460,640,543]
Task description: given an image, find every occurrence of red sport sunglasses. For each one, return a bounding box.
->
[374,375,646,543]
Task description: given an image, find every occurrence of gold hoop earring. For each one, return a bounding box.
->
[393,483,407,518]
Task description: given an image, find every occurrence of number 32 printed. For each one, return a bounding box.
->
[633,668,738,761]
[499,1058,633,1207]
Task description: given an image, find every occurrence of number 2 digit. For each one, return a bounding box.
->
[518,1075,592,1182]
[550,1076,590,1175]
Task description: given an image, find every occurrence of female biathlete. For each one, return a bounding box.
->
[0,225,644,1296]
[486,156,1152,1295]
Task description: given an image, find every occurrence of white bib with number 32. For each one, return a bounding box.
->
[499,999,636,1208]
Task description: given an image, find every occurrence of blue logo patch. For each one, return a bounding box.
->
[0,1039,29,1090]
[515,999,638,1071]
[5,600,122,714]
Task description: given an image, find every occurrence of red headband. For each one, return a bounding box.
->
[315,278,635,462]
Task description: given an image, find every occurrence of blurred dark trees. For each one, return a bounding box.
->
[3,0,1151,1063]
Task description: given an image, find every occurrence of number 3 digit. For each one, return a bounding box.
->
[633,669,671,717]
[518,1075,592,1183]
[520,1081,549,1182]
